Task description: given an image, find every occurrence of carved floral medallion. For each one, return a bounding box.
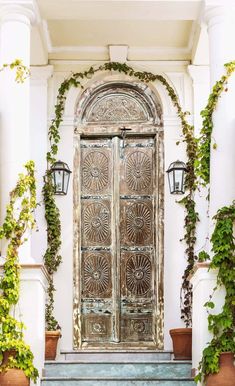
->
[83,253,111,297]
[125,202,152,244]
[82,151,109,192]
[125,151,152,192]
[125,254,151,296]
[83,202,110,244]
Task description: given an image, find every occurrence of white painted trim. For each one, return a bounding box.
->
[49,45,192,57]
[42,19,52,52]
[49,59,190,66]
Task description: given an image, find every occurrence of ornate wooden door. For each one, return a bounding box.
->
[77,135,159,348]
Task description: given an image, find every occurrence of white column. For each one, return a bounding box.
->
[190,2,235,381]
[187,65,210,254]
[205,3,235,214]
[0,3,36,262]
[30,66,53,263]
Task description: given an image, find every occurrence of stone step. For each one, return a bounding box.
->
[41,377,195,386]
[61,350,172,362]
[44,361,192,379]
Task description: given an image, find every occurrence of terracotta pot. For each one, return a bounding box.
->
[169,327,192,360]
[45,330,61,360]
[0,350,29,386]
[206,352,235,386]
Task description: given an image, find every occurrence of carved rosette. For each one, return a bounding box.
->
[125,151,152,192]
[82,151,109,193]
[125,202,152,244]
[82,253,111,297]
[125,254,151,296]
[83,202,110,245]
[121,316,153,341]
[82,315,112,341]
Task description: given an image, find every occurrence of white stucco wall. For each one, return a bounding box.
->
[34,60,196,352]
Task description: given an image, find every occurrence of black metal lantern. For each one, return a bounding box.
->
[51,160,72,195]
[166,160,187,194]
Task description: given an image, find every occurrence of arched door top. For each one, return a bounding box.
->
[76,81,163,126]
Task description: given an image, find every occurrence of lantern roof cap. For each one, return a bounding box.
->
[51,160,72,173]
[166,160,187,173]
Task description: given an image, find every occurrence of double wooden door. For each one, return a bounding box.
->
[78,135,158,347]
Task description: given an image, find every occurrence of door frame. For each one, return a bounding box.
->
[73,81,164,350]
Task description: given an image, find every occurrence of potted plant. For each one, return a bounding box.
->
[43,171,62,360]
[169,273,193,360]
[195,204,235,385]
[0,162,39,385]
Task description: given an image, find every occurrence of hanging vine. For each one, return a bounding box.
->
[195,203,235,383]
[0,161,38,382]
[196,60,235,185]
[0,59,30,83]
[44,61,198,328]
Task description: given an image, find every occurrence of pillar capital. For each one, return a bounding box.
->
[30,65,54,83]
[187,65,210,85]
[204,5,235,29]
[0,1,40,25]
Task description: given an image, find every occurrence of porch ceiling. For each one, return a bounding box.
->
[32,0,208,64]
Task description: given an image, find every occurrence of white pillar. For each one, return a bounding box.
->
[205,3,235,214]
[190,2,235,381]
[0,3,36,262]
[30,66,53,263]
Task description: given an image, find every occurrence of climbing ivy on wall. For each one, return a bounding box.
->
[44,61,198,329]
[195,203,235,382]
[196,60,235,185]
[0,161,38,382]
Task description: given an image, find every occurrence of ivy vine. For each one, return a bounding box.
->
[44,61,198,329]
[43,171,62,330]
[196,61,235,185]
[0,59,30,83]
[0,161,38,382]
[195,203,235,383]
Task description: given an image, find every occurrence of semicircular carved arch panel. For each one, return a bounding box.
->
[76,82,163,126]
[86,94,148,123]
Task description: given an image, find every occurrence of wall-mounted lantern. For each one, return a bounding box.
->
[166,160,187,194]
[51,160,72,195]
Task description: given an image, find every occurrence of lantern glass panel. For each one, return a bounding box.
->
[63,171,70,194]
[55,170,63,194]
[168,170,174,194]
[174,169,183,193]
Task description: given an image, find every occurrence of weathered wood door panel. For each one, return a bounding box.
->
[78,135,158,348]
[119,138,155,343]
